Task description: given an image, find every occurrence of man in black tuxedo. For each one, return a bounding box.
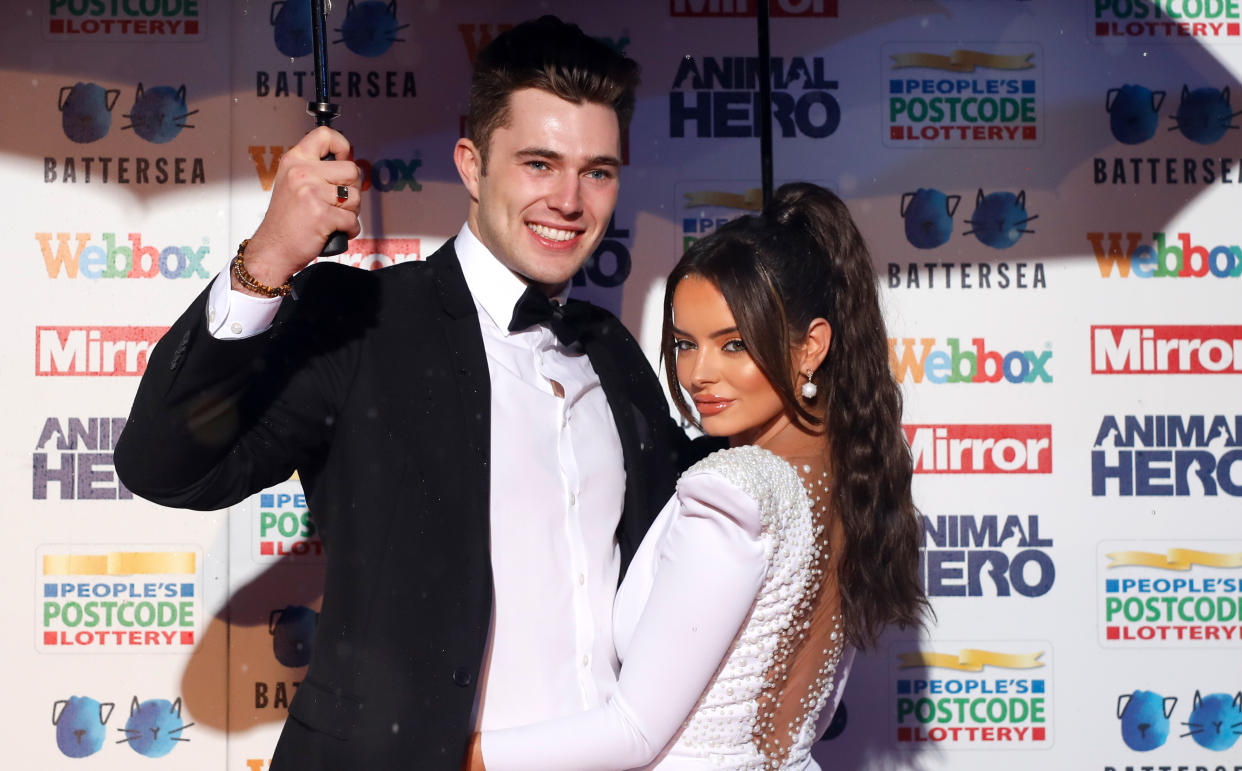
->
[115,17,697,770]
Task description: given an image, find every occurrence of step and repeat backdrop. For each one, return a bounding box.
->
[2,0,1240,768]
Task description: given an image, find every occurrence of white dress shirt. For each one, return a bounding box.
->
[207,225,628,746]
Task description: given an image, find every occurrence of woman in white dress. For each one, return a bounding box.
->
[467,182,927,770]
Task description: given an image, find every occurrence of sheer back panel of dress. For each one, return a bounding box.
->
[752,454,846,768]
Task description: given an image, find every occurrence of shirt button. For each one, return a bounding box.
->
[208,309,216,324]
[569,492,577,506]
[230,322,243,335]
[577,573,585,586]
[582,655,590,667]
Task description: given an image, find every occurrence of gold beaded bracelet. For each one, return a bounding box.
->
[231,239,292,298]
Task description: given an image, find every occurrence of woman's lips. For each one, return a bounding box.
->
[693,397,734,416]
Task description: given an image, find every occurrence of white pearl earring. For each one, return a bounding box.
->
[800,371,818,400]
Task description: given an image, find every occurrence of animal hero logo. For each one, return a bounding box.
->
[1091,0,1242,40]
[34,417,131,500]
[50,81,206,185]
[1088,232,1242,277]
[35,326,166,376]
[900,188,1038,250]
[888,338,1052,384]
[44,0,202,39]
[1091,415,1242,496]
[248,145,420,193]
[921,515,1054,598]
[1116,690,1241,752]
[669,55,840,139]
[1093,325,1242,374]
[37,548,200,651]
[52,696,193,758]
[253,488,323,562]
[37,232,210,280]
[892,644,1051,747]
[669,0,838,16]
[905,424,1053,474]
[1099,543,1242,645]
[884,45,1040,147]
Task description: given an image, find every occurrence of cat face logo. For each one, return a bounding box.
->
[52,696,114,758]
[1184,691,1242,751]
[901,188,960,250]
[1106,84,1165,145]
[270,604,319,668]
[123,84,198,144]
[58,82,197,145]
[118,697,194,757]
[270,0,313,57]
[59,83,120,144]
[272,0,408,58]
[1118,689,1176,751]
[965,189,1037,249]
[1172,85,1240,145]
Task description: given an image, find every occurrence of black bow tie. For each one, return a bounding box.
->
[508,285,589,346]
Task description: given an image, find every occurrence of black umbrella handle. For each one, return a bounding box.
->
[308,0,347,257]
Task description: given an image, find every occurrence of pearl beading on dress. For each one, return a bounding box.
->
[675,446,844,769]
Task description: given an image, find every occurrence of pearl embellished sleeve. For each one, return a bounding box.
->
[481,468,767,771]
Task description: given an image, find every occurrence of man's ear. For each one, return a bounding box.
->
[798,318,832,375]
[454,138,483,200]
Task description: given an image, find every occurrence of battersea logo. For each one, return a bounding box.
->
[45,0,202,40]
[53,696,193,759]
[1115,690,1242,753]
[249,145,420,193]
[899,188,1038,251]
[38,548,199,652]
[921,515,1054,598]
[1106,84,1238,146]
[889,338,1052,385]
[1092,414,1242,496]
[270,0,408,58]
[884,45,1039,147]
[34,417,130,501]
[49,81,205,185]
[1092,325,1242,374]
[1092,0,1242,41]
[37,232,209,280]
[259,1,415,100]
[255,490,323,561]
[892,645,1050,747]
[1099,543,1242,645]
[670,0,838,16]
[906,424,1053,474]
[36,326,166,377]
[1088,232,1242,278]
[669,55,840,139]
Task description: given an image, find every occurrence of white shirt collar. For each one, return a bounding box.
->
[455,222,571,335]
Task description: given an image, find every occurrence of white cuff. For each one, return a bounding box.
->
[206,271,282,340]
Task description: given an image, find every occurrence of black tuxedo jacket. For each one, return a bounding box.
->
[115,240,701,769]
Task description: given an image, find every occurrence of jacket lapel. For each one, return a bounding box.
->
[582,317,648,582]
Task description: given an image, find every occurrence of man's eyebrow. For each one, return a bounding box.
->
[515,147,621,168]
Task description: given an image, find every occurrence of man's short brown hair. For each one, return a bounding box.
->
[467,16,640,170]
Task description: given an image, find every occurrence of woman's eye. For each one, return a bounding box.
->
[723,339,747,353]
[673,339,695,351]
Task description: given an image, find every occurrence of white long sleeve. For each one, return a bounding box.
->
[205,270,282,339]
[481,469,767,771]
